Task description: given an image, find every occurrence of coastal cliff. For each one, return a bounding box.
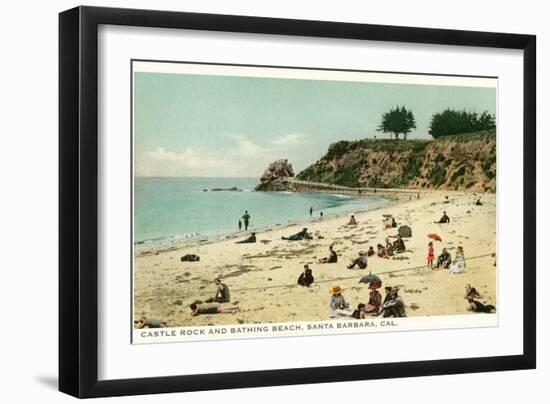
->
[295,130,496,193]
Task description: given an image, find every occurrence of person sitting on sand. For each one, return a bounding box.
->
[385,237,395,256]
[382,286,393,304]
[377,244,390,259]
[329,285,353,317]
[392,235,406,253]
[347,250,368,269]
[435,211,451,224]
[135,317,169,328]
[449,246,466,274]
[466,296,496,313]
[351,303,366,319]
[436,248,452,269]
[236,232,256,244]
[297,264,315,287]
[365,285,383,315]
[367,246,375,257]
[190,302,239,316]
[213,278,231,303]
[475,198,483,206]
[391,217,398,228]
[381,287,407,318]
[465,283,481,299]
[282,228,312,241]
[348,215,358,225]
[319,245,338,263]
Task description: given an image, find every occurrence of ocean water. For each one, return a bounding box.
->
[134,177,387,246]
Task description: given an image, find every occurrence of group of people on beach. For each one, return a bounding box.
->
[136,201,495,328]
[310,206,324,218]
[465,283,496,313]
[189,278,240,316]
[427,243,466,274]
[357,235,407,263]
[329,284,407,319]
[238,210,251,232]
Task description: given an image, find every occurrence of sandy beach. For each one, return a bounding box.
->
[133,190,497,327]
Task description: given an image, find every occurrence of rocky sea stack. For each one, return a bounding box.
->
[255,159,296,191]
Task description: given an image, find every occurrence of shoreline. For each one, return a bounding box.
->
[134,188,481,257]
[134,191,392,255]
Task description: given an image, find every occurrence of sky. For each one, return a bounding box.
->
[133,71,496,178]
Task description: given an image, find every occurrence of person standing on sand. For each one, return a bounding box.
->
[427,241,435,269]
[320,211,323,218]
[242,210,251,231]
[238,219,242,231]
[310,206,313,217]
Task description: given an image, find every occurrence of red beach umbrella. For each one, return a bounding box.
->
[427,233,442,242]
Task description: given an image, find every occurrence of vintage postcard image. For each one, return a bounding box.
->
[132,61,497,343]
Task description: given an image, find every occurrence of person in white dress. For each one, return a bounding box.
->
[449,246,466,274]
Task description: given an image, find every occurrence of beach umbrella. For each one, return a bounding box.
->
[398,225,412,237]
[427,233,442,242]
[359,272,382,285]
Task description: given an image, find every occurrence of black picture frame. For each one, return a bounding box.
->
[59,5,536,398]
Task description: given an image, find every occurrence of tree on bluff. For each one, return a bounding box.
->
[377,106,417,140]
[429,109,495,138]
